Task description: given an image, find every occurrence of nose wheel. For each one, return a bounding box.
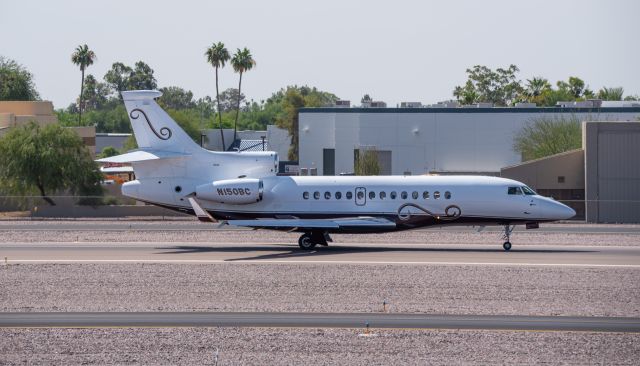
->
[298,233,316,250]
[502,225,514,251]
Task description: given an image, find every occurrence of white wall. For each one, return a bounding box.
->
[299,109,640,175]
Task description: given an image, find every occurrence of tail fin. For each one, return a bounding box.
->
[122,90,200,152]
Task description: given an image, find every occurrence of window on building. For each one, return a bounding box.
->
[369,191,376,199]
[303,192,309,200]
[346,191,353,200]
[557,176,565,183]
[401,191,408,199]
[390,191,397,199]
[379,191,386,200]
[508,187,523,195]
[412,191,419,199]
[314,191,320,199]
[444,191,451,199]
[423,191,429,199]
[434,191,440,199]
[324,191,331,200]
[335,191,342,200]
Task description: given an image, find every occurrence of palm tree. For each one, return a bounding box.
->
[230,48,256,144]
[71,44,96,124]
[205,42,231,150]
[597,87,624,101]
[525,77,551,97]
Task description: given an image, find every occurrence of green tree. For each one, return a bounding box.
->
[218,88,246,113]
[104,62,133,97]
[231,48,256,143]
[81,74,110,111]
[597,87,624,101]
[128,61,157,90]
[354,148,380,176]
[158,86,195,110]
[205,42,231,150]
[274,86,338,161]
[98,146,120,158]
[453,64,523,106]
[524,77,551,98]
[0,56,40,101]
[0,122,103,205]
[71,44,97,124]
[513,115,582,161]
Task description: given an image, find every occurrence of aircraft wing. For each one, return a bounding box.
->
[226,217,396,230]
[96,149,191,163]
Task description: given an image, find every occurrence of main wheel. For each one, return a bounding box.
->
[503,241,512,251]
[298,233,316,250]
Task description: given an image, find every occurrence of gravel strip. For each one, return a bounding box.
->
[2,228,640,246]
[2,263,638,316]
[1,327,638,365]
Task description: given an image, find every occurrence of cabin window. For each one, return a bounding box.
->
[314,191,320,200]
[369,191,376,199]
[423,191,429,199]
[335,191,342,200]
[522,186,537,195]
[346,191,353,200]
[508,187,523,195]
[324,191,331,200]
[303,192,309,200]
[434,191,441,199]
[379,191,386,200]
[357,191,365,200]
[401,191,408,199]
[444,191,451,199]
[390,191,397,199]
[412,191,419,199]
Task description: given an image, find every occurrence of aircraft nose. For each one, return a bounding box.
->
[555,202,576,220]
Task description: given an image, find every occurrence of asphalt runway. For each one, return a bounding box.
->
[2,242,639,266]
[2,220,640,234]
[1,312,638,332]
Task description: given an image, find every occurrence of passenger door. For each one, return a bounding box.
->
[355,187,366,206]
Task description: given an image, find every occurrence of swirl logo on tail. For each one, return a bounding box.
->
[397,203,461,221]
[129,108,172,141]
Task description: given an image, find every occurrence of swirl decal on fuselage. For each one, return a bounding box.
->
[129,108,172,140]
[397,202,462,222]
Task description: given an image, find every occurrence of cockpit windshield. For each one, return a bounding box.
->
[521,186,537,195]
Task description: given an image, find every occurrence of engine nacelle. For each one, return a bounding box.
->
[195,178,263,205]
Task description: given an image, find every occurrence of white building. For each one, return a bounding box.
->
[298,106,640,176]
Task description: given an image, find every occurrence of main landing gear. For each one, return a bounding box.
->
[502,224,514,251]
[298,231,332,250]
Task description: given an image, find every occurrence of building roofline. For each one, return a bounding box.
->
[299,107,640,114]
[501,148,584,170]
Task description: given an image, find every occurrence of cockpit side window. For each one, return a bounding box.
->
[507,186,523,195]
[522,186,537,195]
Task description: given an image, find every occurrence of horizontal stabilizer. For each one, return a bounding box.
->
[96,150,191,163]
[226,217,396,230]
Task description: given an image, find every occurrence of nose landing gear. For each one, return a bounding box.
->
[502,225,514,251]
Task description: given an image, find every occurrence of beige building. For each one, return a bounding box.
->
[0,101,95,156]
[502,121,640,223]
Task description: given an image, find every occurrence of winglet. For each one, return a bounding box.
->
[187,197,216,223]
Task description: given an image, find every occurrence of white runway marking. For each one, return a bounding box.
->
[7,259,640,268]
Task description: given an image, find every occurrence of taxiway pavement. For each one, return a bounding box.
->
[2,312,639,332]
[2,242,639,266]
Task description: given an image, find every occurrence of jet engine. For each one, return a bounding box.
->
[195,178,263,205]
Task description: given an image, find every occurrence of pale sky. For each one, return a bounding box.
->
[2,0,639,109]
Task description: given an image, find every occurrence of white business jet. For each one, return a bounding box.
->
[98,90,576,251]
